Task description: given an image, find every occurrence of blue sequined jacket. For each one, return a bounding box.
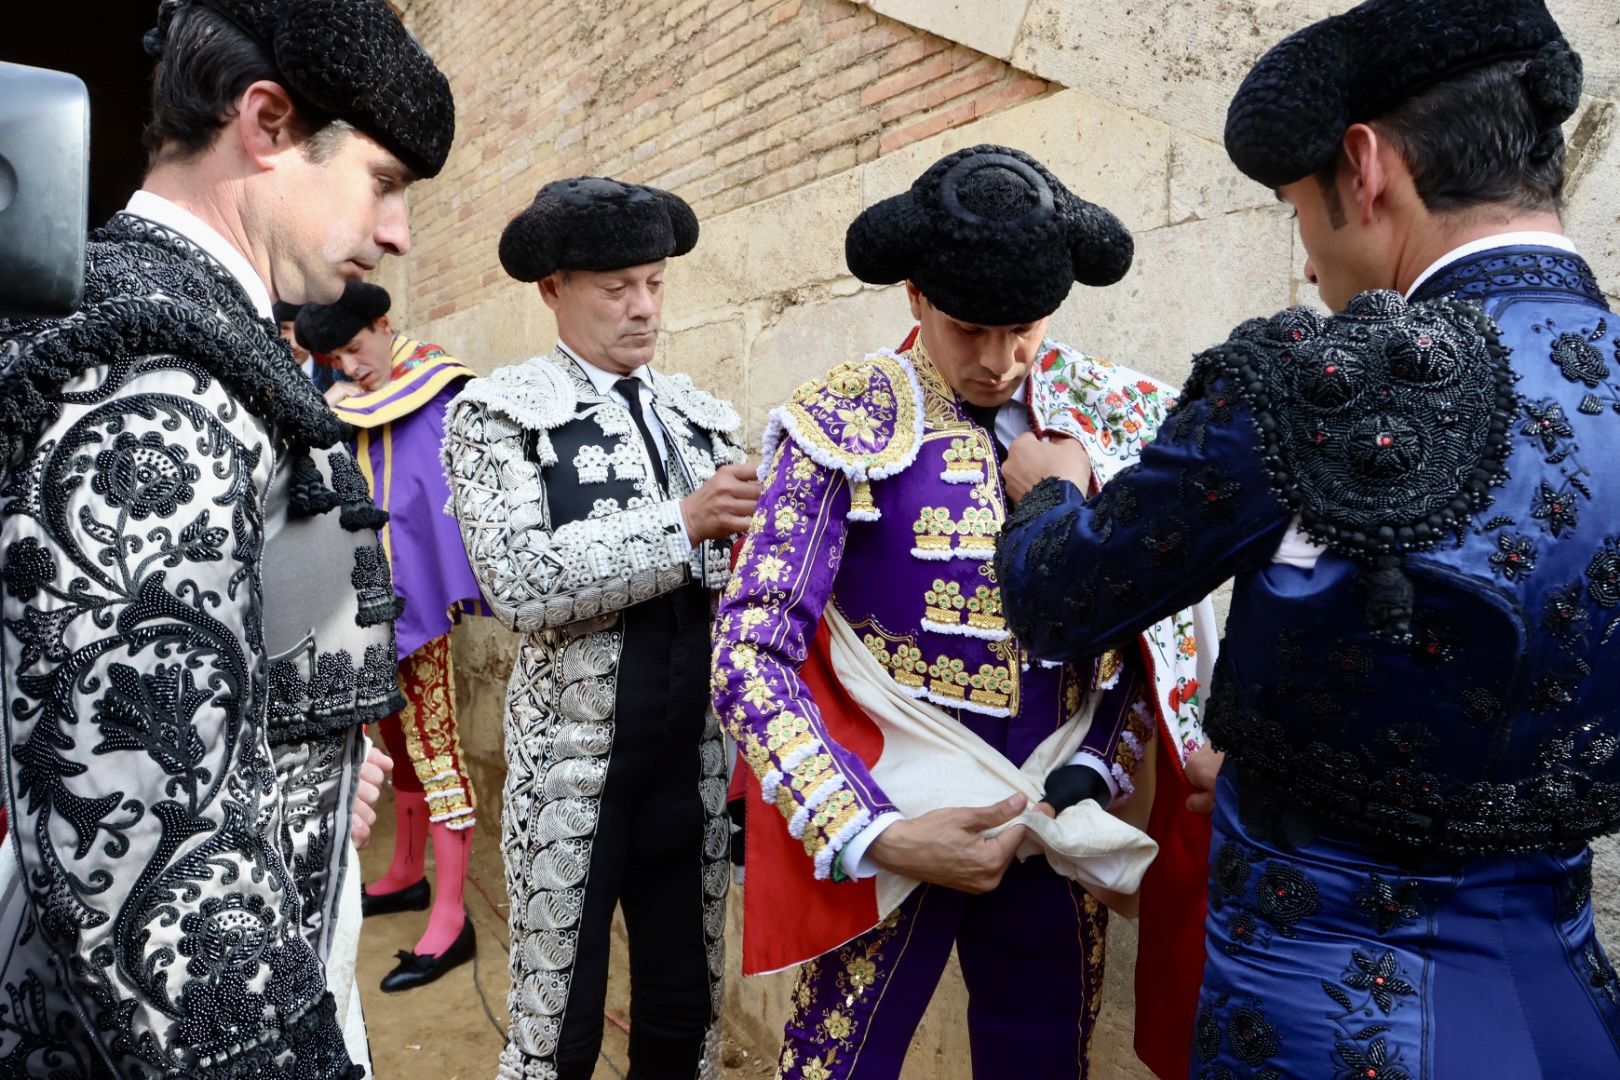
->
[997,246,1620,863]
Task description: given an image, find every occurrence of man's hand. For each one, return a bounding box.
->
[351,745,393,850]
[868,794,1029,894]
[682,461,762,544]
[1003,432,1093,505]
[1185,742,1225,814]
[325,380,364,406]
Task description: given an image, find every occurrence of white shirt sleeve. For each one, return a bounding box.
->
[840,811,904,880]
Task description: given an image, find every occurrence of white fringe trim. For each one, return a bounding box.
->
[778,741,820,775]
[921,687,1012,718]
[910,547,956,561]
[759,768,785,804]
[941,470,982,484]
[847,507,882,522]
[919,618,1011,642]
[428,806,477,825]
[424,787,465,802]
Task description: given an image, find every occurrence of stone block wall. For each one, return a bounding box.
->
[378,0,1620,1074]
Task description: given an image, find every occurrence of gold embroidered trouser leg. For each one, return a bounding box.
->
[388,633,476,828]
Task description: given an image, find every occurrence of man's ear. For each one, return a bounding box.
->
[538,274,565,312]
[234,80,305,170]
[1341,123,1390,227]
[905,280,925,322]
[374,315,392,336]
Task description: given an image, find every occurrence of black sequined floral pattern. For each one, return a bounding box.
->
[1353,874,1423,935]
[1183,291,1517,639]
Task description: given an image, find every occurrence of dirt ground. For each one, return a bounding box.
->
[355,788,775,1080]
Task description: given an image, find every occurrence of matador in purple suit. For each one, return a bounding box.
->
[711,145,1218,1079]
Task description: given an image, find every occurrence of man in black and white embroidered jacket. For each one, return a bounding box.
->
[444,178,758,1080]
[0,2,454,1076]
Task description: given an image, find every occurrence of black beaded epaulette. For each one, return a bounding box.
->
[1187,290,1519,639]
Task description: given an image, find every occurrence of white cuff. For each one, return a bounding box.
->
[675,498,697,550]
[1064,750,1120,804]
[841,812,903,880]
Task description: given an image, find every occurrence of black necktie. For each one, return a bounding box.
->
[615,377,669,491]
[961,402,1008,464]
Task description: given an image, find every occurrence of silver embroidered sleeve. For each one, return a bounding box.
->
[444,400,695,632]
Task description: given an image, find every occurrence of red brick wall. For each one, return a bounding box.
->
[401,0,1049,321]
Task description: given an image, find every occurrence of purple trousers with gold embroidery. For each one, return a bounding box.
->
[777,858,1108,1080]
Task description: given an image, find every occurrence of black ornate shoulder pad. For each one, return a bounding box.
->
[1190,291,1519,638]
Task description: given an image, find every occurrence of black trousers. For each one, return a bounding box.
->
[556,584,716,1080]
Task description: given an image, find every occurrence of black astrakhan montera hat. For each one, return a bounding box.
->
[295,281,391,353]
[845,144,1134,327]
[145,0,456,179]
[499,178,701,282]
[1226,0,1582,189]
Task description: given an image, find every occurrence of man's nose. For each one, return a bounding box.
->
[377,202,411,257]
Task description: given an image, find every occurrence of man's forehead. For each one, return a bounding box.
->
[350,128,417,183]
[582,260,668,283]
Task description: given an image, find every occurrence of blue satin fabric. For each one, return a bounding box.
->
[1193,772,1620,1080]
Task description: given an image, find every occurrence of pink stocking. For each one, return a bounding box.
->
[369,789,428,895]
[415,821,472,956]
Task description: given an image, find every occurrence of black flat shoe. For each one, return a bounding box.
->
[379,914,475,993]
[361,877,430,918]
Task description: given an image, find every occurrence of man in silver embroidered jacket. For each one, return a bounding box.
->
[0,1,454,1075]
[443,178,759,1080]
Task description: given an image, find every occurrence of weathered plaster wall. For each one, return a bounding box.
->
[378,0,1620,1073]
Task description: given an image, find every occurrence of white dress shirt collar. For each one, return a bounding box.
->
[1405,230,1578,299]
[122,190,275,320]
[557,340,656,397]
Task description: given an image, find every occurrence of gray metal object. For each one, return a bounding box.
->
[0,61,89,319]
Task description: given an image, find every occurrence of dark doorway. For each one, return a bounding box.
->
[3,5,157,227]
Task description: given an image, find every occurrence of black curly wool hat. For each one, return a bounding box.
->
[145,0,456,179]
[294,281,390,353]
[271,300,302,324]
[1227,0,1582,189]
[499,178,701,282]
[846,145,1133,327]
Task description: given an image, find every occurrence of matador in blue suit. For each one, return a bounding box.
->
[996,1,1620,1076]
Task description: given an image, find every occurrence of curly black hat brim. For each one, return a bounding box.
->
[1226,0,1580,189]
[846,144,1133,326]
[294,281,390,353]
[500,177,701,282]
[148,0,455,179]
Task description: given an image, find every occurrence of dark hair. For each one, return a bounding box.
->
[1371,58,1567,215]
[143,4,339,168]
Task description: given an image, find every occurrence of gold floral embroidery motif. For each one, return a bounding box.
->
[911,505,956,556]
[780,908,907,1078]
[862,632,927,689]
[967,585,1004,632]
[924,579,965,626]
[941,434,989,483]
[956,507,998,557]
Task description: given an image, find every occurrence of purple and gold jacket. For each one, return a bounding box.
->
[713,334,1204,879]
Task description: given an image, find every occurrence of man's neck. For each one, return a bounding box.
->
[142,163,274,298]
[557,334,644,378]
[1393,206,1566,296]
